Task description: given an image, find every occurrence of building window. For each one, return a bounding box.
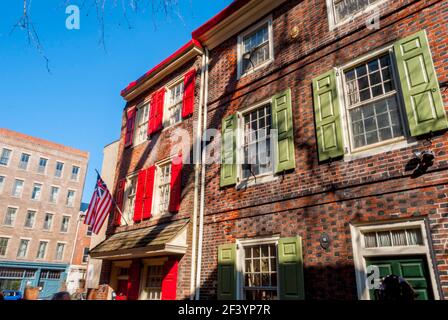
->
[238,17,273,78]
[50,186,59,203]
[82,248,89,264]
[141,265,164,300]
[60,216,70,233]
[4,207,17,226]
[0,237,9,256]
[156,163,172,215]
[0,176,5,193]
[331,0,382,25]
[124,176,137,225]
[240,104,273,180]
[87,226,93,236]
[40,270,61,280]
[0,148,12,166]
[11,179,24,198]
[242,243,278,301]
[342,53,404,151]
[43,213,54,231]
[363,228,423,248]
[134,104,150,145]
[55,162,64,178]
[165,81,184,127]
[31,183,42,201]
[66,190,76,207]
[55,243,66,261]
[24,210,36,229]
[36,241,48,259]
[71,166,80,181]
[18,153,30,170]
[38,158,48,174]
[17,239,30,258]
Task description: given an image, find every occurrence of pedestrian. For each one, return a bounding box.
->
[51,292,71,300]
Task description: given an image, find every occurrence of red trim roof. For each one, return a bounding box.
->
[121,39,203,97]
[192,0,252,39]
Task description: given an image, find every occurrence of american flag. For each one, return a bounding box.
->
[85,175,114,234]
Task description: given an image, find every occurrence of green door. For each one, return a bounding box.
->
[366,256,433,300]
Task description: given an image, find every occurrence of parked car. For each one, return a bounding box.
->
[2,290,23,301]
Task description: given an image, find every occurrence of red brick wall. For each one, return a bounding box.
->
[72,217,92,266]
[200,0,448,300]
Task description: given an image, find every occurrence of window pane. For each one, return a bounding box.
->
[407,229,423,246]
[334,0,382,23]
[391,230,407,246]
[377,232,392,247]
[364,233,377,248]
[0,149,11,166]
[241,22,270,74]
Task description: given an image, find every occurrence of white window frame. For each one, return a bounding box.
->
[0,235,11,257]
[152,158,173,217]
[123,173,138,226]
[0,148,12,167]
[0,175,5,194]
[335,45,417,162]
[235,99,277,188]
[71,166,81,181]
[31,182,43,201]
[3,206,18,227]
[17,238,31,259]
[55,242,67,261]
[24,209,37,229]
[55,161,65,178]
[49,185,60,204]
[235,236,280,301]
[350,219,440,300]
[82,247,90,264]
[237,16,274,79]
[37,157,49,174]
[133,102,151,146]
[60,215,71,233]
[18,153,31,170]
[326,0,388,31]
[138,258,168,300]
[66,189,76,207]
[163,77,185,129]
[43,212,55,231]
[11,179,24,198]
[36,240,49,260]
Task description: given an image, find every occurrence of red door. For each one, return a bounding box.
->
[116,280,128,300]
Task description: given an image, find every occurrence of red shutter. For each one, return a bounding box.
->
[127,260,141,300]
[134,169,147,223]
[114,179,126,226]
[182,69,196,119]
[148,89,165,136]
[168,154,182,213]
[161,258,179,300]
[148,95,156,136]
[142,166,156,220]
[124,107,136,148]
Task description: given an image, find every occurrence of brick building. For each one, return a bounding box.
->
[0,128,89,298]
[195,0,448,300]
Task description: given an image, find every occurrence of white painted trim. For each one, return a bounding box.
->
[0,147,13,167]
[54,160,65,179]
[0,235,11,258]
[49,185,61,204]
[36,240,50,260]
[11,178,25,198]
[237,16,274,79]
[133,102,150,147]
[0,174,6,194]
[163,77,185,129]
[350,220,441,300]
[37,156,49,175]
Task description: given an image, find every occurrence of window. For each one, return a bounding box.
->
[4,207,17,226]
[134,104,150,145]
[0,176,5,193]
[49,186,59,203]
[156,163,171,215]
[17,239,30,258]
[0,148,12,166]
[238,18,273,77]
[342,53,404,151]
[36,241,48,259]
[66,190,76,207]
[87,226,93,236]
[165,81,184,127]
[141,265,164,300]
[24,210,36,229]
[31,183,42,201]
[55,243,65,261]
[0,238,9,256]
[60,216,70,233]
[43,213,54,231]
[124,176,137,225]
[82,248,89,263]
[71,166,80,181]
[11,179,24,198]
[240,104,273,180]
[330,0,382,25]
[242,243,278,300]
[38,158,48,174]
[55,162,64,178]
[18,153,30,170]
[363,228,423,248]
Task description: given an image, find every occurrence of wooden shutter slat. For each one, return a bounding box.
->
[133,169,147,223]
[168,154,183,213]
[127,260,141,300]
[124,107,136,148]
[161,258,179,300]
[182,69,196,119]
[393,30,448,136]
[220,114,237,187]
[278,236,305,300]
[217,244,237,300]
[114,179,126,226]
[142,166,155,220]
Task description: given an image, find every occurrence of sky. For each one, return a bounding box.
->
[0,0,231,203]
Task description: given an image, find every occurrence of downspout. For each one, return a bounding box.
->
[195,47,209,300]
[190,50,207,300]
[70,211,82,264]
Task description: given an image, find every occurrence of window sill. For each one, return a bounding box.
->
[238,59,274,80]
[236,173,277,190]
[162,121,183,133]
[344,137,418,162]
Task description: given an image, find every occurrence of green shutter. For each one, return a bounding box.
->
[394,30,448,136]
[278,236,305,300]
[312,70,344,162]
[217,244,237,300]
[272,89,296,173]
[220,114,237,187]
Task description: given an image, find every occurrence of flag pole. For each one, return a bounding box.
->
[95,169,130,226]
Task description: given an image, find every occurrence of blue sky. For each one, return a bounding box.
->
[0,0,230,203]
